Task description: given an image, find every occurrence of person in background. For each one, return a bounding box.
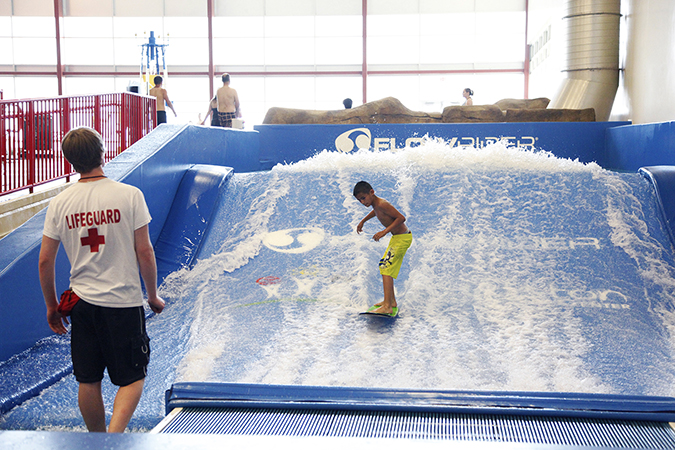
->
[343,98,353,109]
[201,96,221,127]
[462,88,474,106]
[38,127,165,433]
[149,76,177,124]
[215,73,241,128]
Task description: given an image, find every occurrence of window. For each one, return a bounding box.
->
[1,2,528,126]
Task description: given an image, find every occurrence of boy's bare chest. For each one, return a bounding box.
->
[374,208,395,226]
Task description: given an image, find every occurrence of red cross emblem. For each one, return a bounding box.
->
[81,227,105,253]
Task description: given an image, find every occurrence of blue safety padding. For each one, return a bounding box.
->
[0,210,72,364]
[607,121,675,172]
[0,335,71,415]
[639,166,675,248]
[165,382,675,422]
[155,165,234,283]
[107,125,259,244]
[255,122,630,168]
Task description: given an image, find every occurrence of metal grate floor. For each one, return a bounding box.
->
[157,406,675,448]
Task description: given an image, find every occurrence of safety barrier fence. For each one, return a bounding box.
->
[0,92,156,196]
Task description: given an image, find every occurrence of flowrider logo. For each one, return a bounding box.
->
[262,228,325,253]
[334,127,538,153]
[335,128,371,153]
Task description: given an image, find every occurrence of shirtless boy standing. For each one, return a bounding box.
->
[149,75,177,125]
[215,73,241,128]
[354,181,412,316]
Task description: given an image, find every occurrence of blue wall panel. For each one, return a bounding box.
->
[154,165,234,282]
[640,166,675,247]
[256,122,630,168]
[607,121,675,172]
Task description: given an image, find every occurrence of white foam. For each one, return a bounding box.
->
[273,138,604,175]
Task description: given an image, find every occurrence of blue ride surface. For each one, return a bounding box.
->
[3,123,675,431]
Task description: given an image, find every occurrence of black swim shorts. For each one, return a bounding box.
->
[70,300,150,387]
[157,110,167,124]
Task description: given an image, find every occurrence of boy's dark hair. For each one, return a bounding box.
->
[62,127,105,174]
[353,181,373,197]
[222,73,230,83]
[154,75,163,85]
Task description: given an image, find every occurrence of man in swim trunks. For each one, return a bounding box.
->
[354,181,412,315]
[215,73,241,128]
[149,75,177,125]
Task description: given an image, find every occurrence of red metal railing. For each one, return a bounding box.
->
[0,92,156,196]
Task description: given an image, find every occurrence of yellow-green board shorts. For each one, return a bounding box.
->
[379,231,413,279]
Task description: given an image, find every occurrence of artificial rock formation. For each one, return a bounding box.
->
[263,97,442,125]
[262,96,595,125]
[441,105,505,123]
[505,108,596,122]
[494,97,550,111]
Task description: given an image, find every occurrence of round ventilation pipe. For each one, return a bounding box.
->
[550,0,621,121]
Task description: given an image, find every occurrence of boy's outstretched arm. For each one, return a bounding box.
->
[356,210,376,234]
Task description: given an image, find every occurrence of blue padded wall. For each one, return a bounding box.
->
[165,382,675,422]
[640,166,675,247]
[607,121,675,172]
[255,122,630,169]
[154,165,234,282]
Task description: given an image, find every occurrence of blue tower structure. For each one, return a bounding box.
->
[140,31,168,94]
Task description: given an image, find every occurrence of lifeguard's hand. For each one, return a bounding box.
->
[148,296,166,314]
[356,223,364,234]
[373,231,386,242]
[47,309,68,335]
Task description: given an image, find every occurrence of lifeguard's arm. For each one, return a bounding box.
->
[372,203,406,242]
[356,210,376,234]
[163,89,177,116]
[134,225,165,314]
[38,235,68,335]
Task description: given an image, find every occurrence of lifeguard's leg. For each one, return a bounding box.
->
[78,381,106,432]
[108,378,145,433]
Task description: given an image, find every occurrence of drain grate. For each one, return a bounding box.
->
[158,406,675,448]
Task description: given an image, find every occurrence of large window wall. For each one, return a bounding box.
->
[0,0,528,126]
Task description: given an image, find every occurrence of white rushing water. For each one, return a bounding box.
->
[151,139,675,396]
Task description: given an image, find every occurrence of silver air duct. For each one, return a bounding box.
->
[550,0,621,121]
